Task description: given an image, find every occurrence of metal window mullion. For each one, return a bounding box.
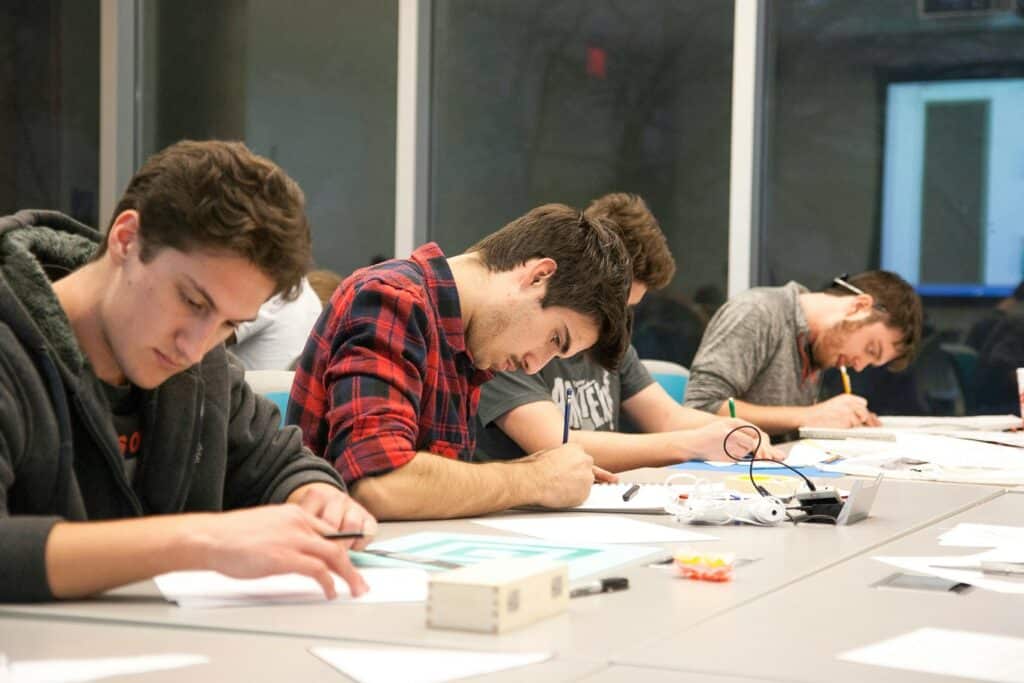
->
[394,0,431,259]
[728,0,766,297]
[99,0,136,230]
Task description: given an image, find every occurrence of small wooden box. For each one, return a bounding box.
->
[426,558,569,634]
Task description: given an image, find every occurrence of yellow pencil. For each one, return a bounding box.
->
[839,365,852,394]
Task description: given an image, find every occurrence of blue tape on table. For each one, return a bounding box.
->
[671,461,844,478]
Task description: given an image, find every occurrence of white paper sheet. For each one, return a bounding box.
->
[309,646,550,683]
[567,482,714,512]
[815,430,1024,485]
[944,431,1024,448]
[939,523,1024,548]
[873,549,1024,594]
[838,627,1024,682]
[154,567,427,608]
[892,433,1024,470]
[3,654,207,683]
[472,514,715,544]
[878,414,1023,431]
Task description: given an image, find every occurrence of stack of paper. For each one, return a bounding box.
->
[153,567,427,608]
[878,415,1023,432]
[800,414,1024,443]
[817,432,1024,486]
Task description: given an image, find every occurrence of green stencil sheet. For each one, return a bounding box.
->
[353,532,665,580]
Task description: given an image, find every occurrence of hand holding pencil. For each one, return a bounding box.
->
[805,393,880,428]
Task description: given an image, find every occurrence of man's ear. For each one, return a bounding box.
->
[846,293,875,317]
[105,210,141,265]
[520,257,557,290]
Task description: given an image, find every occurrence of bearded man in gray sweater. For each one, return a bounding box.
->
[685,272,922,438]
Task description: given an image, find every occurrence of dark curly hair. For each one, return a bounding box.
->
[467,204,632,370]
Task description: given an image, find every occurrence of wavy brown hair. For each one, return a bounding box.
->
[585,192,676,290]
[826,270,923,371]
[98,140,311,300]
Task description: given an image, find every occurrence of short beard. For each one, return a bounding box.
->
[812,316,875,368]
[465,307,511,366]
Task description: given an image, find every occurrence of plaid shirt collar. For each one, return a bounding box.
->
[410,243,493,386]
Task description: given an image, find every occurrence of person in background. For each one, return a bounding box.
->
[0,140,372,603]
[970,282,1024,414]
[965,281,1024,352]
[307,268,344,307]
[631,290,707,370]
[685,271,923,437]
[475,193,779,471]
[228,276,322,370]
[288,205,632,520]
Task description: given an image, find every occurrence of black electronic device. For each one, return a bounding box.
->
[793,490,845,522]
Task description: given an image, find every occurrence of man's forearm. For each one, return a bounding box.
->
[659,405,720,431]
[714,399,809,435]
[350,452,540,520]
[46,516,208,599]
[570,431,679,472]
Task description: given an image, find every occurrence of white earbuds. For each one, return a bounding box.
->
[664,477,787,527]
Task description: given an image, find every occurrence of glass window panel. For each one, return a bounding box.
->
[430,0,734,368]
[761,0,1024,415]
[139,0,398,278]
[0,1,100,227]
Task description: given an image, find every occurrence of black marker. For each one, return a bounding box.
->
[570,576,630,598]
[621,484,640,502]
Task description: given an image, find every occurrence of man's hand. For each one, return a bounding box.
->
[665,419,783,463]
[519,443,596,508]
[287,482,377,550]
[803,394,880,428]
[191,504,369,599]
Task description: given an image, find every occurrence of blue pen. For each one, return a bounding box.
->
[562,387,574,444]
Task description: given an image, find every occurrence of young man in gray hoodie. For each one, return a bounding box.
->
[0,140,373,602]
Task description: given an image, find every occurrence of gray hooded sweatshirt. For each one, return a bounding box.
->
[0,210,345,602]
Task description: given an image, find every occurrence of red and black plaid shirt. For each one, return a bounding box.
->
[287,243,492,485]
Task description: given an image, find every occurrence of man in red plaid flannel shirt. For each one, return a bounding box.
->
[289,204,632,519]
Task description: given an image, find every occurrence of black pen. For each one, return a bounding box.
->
[570,576,629,598]
[322,531,365,540]
[621,483,640,502]
[562,387,574,444]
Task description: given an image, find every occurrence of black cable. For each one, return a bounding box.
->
[720,425,817,496]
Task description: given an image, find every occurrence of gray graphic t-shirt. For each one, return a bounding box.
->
[474,345,654,461]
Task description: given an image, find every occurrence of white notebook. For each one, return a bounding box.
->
[568,482,715,514]
[800,415,1023,442]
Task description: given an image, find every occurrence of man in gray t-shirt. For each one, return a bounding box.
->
[476,193,779,472]
[477,346,653,460]
[685,272,923,437]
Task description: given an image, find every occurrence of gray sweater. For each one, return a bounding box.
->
[685,281,820,415]
[0,210,344,602]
